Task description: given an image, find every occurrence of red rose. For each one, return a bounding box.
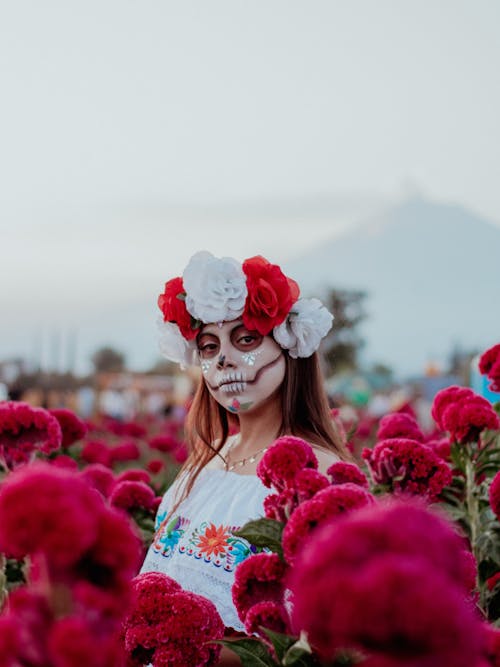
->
[157,276,197,340]
[242,256,300,335]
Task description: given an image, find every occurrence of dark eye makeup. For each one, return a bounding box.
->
[196,325,263,359]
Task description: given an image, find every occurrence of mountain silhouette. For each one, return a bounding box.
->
[285,196,500,376]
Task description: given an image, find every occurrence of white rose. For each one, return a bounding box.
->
[273,298,333,358]
[157,319,197,368]
[182,251,247,323]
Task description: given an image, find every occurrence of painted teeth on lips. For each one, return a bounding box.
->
[220,382,246,394]
[218,371,246,388]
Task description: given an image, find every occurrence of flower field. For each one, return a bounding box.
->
[1,344,500,666]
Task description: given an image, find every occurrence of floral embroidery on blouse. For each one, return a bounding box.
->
[152,512,190,558]
[152,515,257,571]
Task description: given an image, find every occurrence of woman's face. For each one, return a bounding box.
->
[196,320,286,414]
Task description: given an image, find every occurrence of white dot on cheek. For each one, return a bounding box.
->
[200,360,213,375]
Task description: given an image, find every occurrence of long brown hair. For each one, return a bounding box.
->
[170,351,351,514]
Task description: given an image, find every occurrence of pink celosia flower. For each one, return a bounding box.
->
[4,588,53,666]
[81,440,113,467]
[109,440,141,464]
[376,412,424,442]
[116,468,151,484]
[244,600,290,638]
[288,500,484,665]
[49,408,87,448]
[110,480,156,512]
[431,386,475,430]
[0,615,20,667]
[48,616,125,667]
[440,395,500,443]
[293,468,330,502]
[82,506,143,590]
[362,438,452,502]
[123,572,224,667]
[256,436,318,491]
[148,434,180,453]
[104,418,147,438]
[50,454,79,470]
[425,437,452,462]
[483,623,500,667]
[173,443,188,464]
[487,573,500,592]
[0,401,62,469]
[146,459,164,474]
[479,343,500,393]
[282,483,374,564]
[490,471,500,521]
[0,463,103,566]
[79,463,116,498]
[263,489,296,523]
[327,461,369,488]
[232,552,287,623]
[432,385,499,443]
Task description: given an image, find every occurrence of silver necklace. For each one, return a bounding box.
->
[223,434,269,472]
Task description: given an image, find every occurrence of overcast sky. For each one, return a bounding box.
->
[1,1,499,374]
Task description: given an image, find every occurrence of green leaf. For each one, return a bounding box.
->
[175,292,186,301]
[214,639,278,666]
[282,634,317,666]
[260,628,298,661]
[234,518,285,558]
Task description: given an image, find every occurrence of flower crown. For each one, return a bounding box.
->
[157,251,333,367]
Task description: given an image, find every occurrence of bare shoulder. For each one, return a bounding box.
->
[310,445,342,476]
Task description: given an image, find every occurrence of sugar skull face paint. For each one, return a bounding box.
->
[197,320,285,414]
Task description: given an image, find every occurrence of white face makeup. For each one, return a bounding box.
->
[197,321,286,414]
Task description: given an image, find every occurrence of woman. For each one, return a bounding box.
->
[141,251,350,636]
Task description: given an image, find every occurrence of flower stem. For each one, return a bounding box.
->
[0,553,6,611]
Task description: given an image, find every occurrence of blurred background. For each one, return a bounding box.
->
[1,0,499,414]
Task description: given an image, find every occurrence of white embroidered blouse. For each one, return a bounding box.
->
[141,467,270,631]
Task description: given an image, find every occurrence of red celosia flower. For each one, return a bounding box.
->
[363,438,452,502]
[327,461,369,488]
[116,469,151,484]
[124,572,224,667]
[4,588,53,667]
[79,463,116,498]
[81,440,113,467]
[232,552,287,624]
[490,471,500,521]
[257,436,318,491]
[0,463,103,566]
[288,500,484,665]
[425,437,452,462]
[263,489,296,523]
[263,469,330,522]
[47,616,111,667]
[433,387,500,442]
[294,469,330,502]
[104,418,148,438]
[487,572,500,592]
[158,276,197,340]
[147,459,164,474]
[244,600,290,638]
[376,412,424,442]
[109,480,156,512]
[479,343,500,393]
[483,623,500,667]
[109,440,141,464]
[82,506,143,587]
[0,401,62,469]
[148,434,180,453]
[431,386,475,430]
[50,454,79,470]
[282,483,374,564]
[242,256,300,335]
[173,443,188,463]
[0,614,20,666]
[49,408,87,448]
